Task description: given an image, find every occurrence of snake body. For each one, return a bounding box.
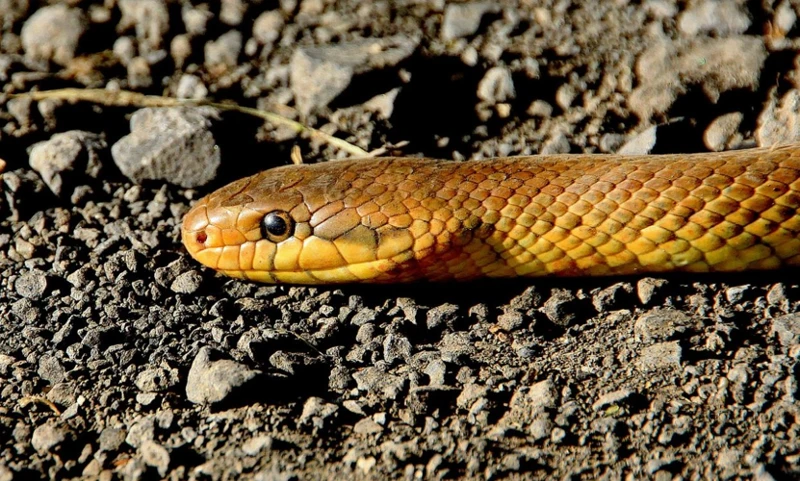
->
[181,145,800,284]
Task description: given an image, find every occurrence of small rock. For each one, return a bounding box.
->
[426,303,460,330]
[353,417,383,435]
[220,0,246,25]
[242,435,273,455]
[15,270,47,300]
[118,0,170,52]
[205,30,242,69]
[592,282,634,312]
[21,4,86,65]
[441,2,498,40]
[28,131,106,197]
[725,284,752,304]
[298,397,339,429]
[31,422,69,453]
[477,67,515,104]
[127,56,152,89]
[540,289,584,326]
[135,365,179,393]
[140,440,170,477]
[529,414,551,441]
[618,126,657,155]
[678,0,751,36]
[636,277,668,304]
[253,10,284,44]
[290,36,417,116]
[757,89,800,146]
[185,347,261,405]
[383,333,412,365]
[176,74,208,100]
[592,388,634,411]
[98,428,127,452]
[38,356,66,384]
[771,313,800,347]
[636,341,682,371]
[424,359,447,386]
[704,112,744,151]
[527,379,557,411]
[496,310,525,331]
[634,308,693,343]
[111,107,221,188]
[170,270,203,294]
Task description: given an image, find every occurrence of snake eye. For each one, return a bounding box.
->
[261,210,294,242]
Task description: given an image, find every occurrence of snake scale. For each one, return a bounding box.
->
[181,144,800,284]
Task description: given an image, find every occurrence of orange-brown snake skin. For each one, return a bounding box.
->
[181,144,800,284]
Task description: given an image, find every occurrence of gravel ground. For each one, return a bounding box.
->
[2,0,800,480]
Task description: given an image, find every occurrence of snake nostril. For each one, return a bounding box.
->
[196,232,208,244]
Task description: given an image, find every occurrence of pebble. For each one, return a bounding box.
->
[634,308,692,343]
[38,355,66,384]
[298,397,339,429]
[678,0,751,36]
[14,270,47,300]
[426,303,460,330]
[771,314,800,347]
[31,422,70,454]
[253,10,284,44]
[618,126,657,155]
[636,278,668,305]
[28,131,106,197]
[176,74,208,100]
[527,379,557,411]
[127,56,152,89]
[477,67,515,104]
[383,333,412,365]
[704,112,744,151]
[540,289,584,326]
[185,347,261,405]
[496,310,524,331]
[21,4,86,66]
[592,388,634,411]
[353,417,383,435]
[242,435,273,455]
[170,270,203,294]
[636,341,682,371]
[117,0,170,52]
[140,440,170,477]
[111,107,221,188]
[756,89,800,146]
[113,37,136,66]
[98,428,127,452]
[220,0,246,26]
[205,30,242,69]
[441,2,498,40]
[592,283,634,312]
[135,365,179,393]
[289,36,417,116]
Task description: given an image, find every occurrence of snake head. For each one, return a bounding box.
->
[181,160,431,284]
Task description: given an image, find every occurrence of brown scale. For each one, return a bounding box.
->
[181,144,800,284]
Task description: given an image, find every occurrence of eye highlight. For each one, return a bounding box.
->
[261,211,294,242]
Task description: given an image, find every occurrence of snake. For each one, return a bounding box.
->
[181,144,800,284]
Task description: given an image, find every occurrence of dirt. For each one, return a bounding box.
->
[1,0,800,480]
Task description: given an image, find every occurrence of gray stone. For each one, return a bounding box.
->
[186,347,261,405]
[383,333,412,365]
[618,126,657,155]
[704,112,744,151]
[31,422,68,453]
[678,0,751,36]
[15,270,47,300]
[135,365,179,393]
[634,308,693,343]
[477,67,515,104]
[242,435,273,455]
[29,131,105,197]
[637,341,682,371]
[771,313,800,347]
[205,30,242,68]
[118,0,169,52]
[21,4,86,65]
[592,388,633,411]
[140,440,170,477]
[290,36,418,116]
[38,355,66,384]
[441,2,498,40]
[298,397,339,429]
[636,277,668,304]
[170,270,203,294]
[99,428,127,451]
[253,10,284,44]
[111,107,221,188]
[528,379,557,411]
